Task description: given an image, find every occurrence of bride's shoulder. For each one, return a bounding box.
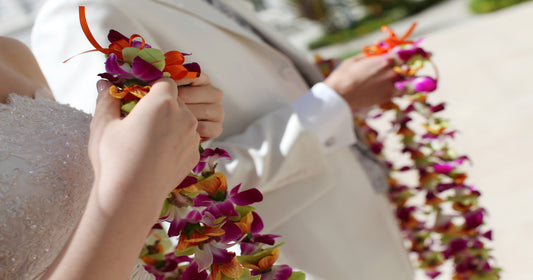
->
[0,36,31,55]
[0,36,52,103]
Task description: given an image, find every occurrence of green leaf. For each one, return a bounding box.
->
[121,100,138,113]
[235,269,261,280]
[231,205,255,221]
[237,243,285,264]
[138,48,166,71]
[210,189,227,201]
[124,78,144,87]
[175,245,196,256]
[288,271,306,280]
[122,47,141,64]
[159,200,170,218]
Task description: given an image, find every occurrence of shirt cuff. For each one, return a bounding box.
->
[291,82,356,152]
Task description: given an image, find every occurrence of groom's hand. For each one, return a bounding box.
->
[176,73,224,141]
[324,54,399,111]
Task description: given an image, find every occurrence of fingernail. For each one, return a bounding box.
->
[97,80,109,92]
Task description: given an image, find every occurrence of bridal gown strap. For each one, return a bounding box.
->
[0,94,153,279]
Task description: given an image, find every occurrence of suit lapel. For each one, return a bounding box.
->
[149,0,323,86]
[221,0,325,85]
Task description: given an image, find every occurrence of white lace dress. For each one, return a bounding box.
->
[0,94,153,280]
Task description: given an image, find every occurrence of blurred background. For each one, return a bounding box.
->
[1,0,532,279]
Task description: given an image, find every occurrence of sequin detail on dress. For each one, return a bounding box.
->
[0,94,93,279]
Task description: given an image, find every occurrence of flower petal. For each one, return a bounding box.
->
[211,246,236,265]
[230,186,263,206]
[464,209,484,230]
[177,176,198,189]
[182,262,209,280]
[221,222,243,243]
[413,76,437,92]
[250,211,264,233]
[107,29,128,43]
[194,246,214,272]
[131,56,163,82]
[105,53,132,78]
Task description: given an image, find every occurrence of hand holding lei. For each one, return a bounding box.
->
[316,23,500,280]
[74,6,304,280]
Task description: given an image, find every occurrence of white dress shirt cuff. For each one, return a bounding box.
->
[291,82,356,152]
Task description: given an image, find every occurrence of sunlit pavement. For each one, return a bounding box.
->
[314,1,533,279]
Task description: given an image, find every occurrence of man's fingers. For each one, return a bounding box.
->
[178,85,223,104]
[353,53,366,61]
[175,72,210,87]
[197,121,223,141]
[187,103,225,122]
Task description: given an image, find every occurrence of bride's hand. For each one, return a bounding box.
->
[89,78,200,214]
[176,73,224,141]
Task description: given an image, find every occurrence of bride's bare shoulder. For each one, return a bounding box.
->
[0,36,52,103]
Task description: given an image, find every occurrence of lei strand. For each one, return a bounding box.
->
[316,23,501,280]
[74,6,304,280]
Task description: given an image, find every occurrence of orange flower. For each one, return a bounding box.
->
[397,125,416,138]
[425,192,445,206]
[419,172,439,187]
[183,172,227,195]
[177,226,225,252]
[363,23,417,57]
[242,248,280,272]
[234,212,254,234]
[109,84,151,99]
[210,256,244,280]
[453,173,468,185]
[164,51,198,80]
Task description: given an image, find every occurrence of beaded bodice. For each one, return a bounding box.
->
[0,94,155,279]
[0,94,93,279]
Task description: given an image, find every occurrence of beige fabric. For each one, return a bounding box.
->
[32,1,414,278]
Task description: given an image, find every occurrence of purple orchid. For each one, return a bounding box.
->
[143,254,192,280]
[193,148,232,174]
[395,76,438,93]
[104,53,163,83]
[464,209,484,230]
[444,238,469,258]
[251,264,293,280]
[166,208,202,237]
[195,241,236,272]
[182,261,209,280]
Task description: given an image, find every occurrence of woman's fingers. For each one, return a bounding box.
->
[94,80,120,121]
[149,77,179,101]
[91,80,120,135]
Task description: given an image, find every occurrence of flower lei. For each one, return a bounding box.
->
[75,6,304,280]
[316,23,500,280]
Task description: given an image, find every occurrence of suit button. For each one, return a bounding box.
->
[325,137,336,147]
[281,67,298,80]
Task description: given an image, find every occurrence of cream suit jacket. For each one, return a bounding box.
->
[32,0,413,279]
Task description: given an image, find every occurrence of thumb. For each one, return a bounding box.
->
[93,79,120,123]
